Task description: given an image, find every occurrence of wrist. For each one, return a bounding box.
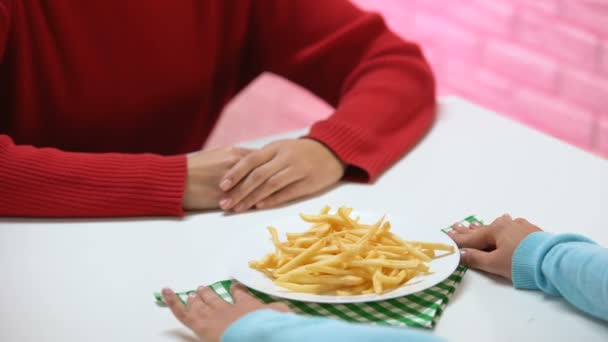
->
[182,155,195,209]
[512,232,552,290]
[302,138,347,174]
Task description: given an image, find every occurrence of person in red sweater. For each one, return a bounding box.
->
[0,0,435,217]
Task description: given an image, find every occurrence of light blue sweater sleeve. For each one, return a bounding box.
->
[512,232,608,321]
[222,309,445,342]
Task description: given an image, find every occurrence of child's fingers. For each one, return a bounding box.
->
[198,286,227,309]
[230,283,291,312]
[230,283,258,304]
[269,302,292,313]
[460,249,508,279]
[460,249,494,272]
[489,214,513,229]
[162,288,190,325]
[450,226,495,250]
[450,223,471,233]
[187,290,206,314]
[469,220,482,228]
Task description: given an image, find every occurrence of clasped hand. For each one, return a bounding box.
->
[183,139,346,212]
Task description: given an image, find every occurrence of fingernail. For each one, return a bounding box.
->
[162,288,173,296]
[470,221,481,227]
[220,179,232,190]
[220,198,232,209]
[188,292,197,298]
[453,223,465,229]
[197,285,206,291]
[460,249,467,259]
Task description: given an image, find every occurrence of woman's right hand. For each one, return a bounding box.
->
[183,147,251,210]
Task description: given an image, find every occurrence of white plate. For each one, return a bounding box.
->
[230,211,460,303]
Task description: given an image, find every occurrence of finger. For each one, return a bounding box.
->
[490,213,512,228]
[255,180,310,209]
[187,288,208,314]
[220,148,275,193]
[235,147,254,156]
[238,167,303,212]
[269,302,292,313]
[186,291,205,314]
[231,283,258,304]
[450,227,495,250]
[469,220,482,228]
[460,249,505,278]
[198,286,227,309]
[223,157,286,212]
[450,223,471,234]
[450,222,463,229]
[513,217,534,227]
[162,288,190,325]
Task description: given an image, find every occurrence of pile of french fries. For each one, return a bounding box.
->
[249,206,455,295]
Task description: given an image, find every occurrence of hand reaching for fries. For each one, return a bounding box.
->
[218,139,346,212]
[249,206,455,295]
[448,214,542,280]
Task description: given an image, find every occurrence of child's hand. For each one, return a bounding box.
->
[162,284,290,342]
[218,139,346,212]
[448,214,542,280]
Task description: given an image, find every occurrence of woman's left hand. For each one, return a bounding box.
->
[218,139,346,212]
[162,284,290,342]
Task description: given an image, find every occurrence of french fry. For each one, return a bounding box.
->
[294,236,319,247]
[275,237,328,275]
[389,233,432,262]
[372,270,383,294]
[319,205,331,215]
[375,245,410,254]
[377,250,408,259]
[338,207,358,228]
[310,254,334,262]
[299,213,354,229]
[411,241,456,252]
[421,249,436,258]
[305,265,352,275]
[349,259,420,269]
[374,270,407,286]
[267,226,281,253]
[288,275,365,286]
[249,206,455,295]
[274,281,341,293]
[379,236,399,246]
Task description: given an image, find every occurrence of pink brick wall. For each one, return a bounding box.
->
[354,0,608,157]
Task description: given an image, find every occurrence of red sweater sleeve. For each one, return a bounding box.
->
[0,135,187,217]
[246,0,436,182]
[0,3,186,217]
[0,0,9,60]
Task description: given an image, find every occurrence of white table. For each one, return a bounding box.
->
[1,96,607,341]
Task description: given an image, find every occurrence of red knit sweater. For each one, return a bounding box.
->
[0,0,435,217]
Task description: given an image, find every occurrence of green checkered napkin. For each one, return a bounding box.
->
[155,216,479,329]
